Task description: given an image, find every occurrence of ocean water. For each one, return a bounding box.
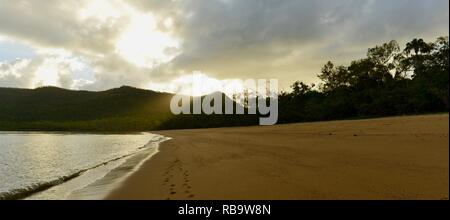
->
[0,132,169,200]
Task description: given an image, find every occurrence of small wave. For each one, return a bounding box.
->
[0,153,139,200]
[0,154,131,200]
[68,135,171,199]
[0,172,82,200]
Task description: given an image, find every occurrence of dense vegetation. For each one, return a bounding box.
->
[0,37,448,131]
[0,86,172,131]
[278,37,449,123]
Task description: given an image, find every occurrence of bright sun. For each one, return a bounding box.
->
[33,63,60,87]
[80,0,180,69]
[146,72,246,97]
[115,13,180,68]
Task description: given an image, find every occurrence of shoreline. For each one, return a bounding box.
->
[65,134,171,200]
[106,114,449,200]
[21,133,169,200]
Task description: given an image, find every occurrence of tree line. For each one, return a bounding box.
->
[277,36,449,123]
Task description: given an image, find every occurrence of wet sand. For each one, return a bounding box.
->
[107,114,449,200]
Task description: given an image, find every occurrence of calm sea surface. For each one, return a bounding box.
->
[0,132,168,200]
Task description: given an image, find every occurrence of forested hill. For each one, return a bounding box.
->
[0,86,258,131]
[0,86,170,131]
[0,86,173,121]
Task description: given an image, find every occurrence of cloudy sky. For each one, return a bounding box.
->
[0,0,448,94]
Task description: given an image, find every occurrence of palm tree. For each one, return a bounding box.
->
[404,39,432,56]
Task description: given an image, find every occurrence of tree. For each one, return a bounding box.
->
[433,36,449,69]
[291,81,312,96]
[318,61,350,92]
[367,40,400,65]
[395,38,434,77]
[404,38,433,56]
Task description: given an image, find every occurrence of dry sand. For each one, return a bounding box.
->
[107,114,449,200]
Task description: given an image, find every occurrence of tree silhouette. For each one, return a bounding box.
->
[404,38,433,56]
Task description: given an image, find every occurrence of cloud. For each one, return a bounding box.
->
[169,0,449,87]
[0,59,35,88]
[0,53,91,89]
[0,0,448,91]
[0,0,133,55]
[0,0,181,90]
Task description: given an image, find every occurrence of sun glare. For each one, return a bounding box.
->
[115,13,180,68]
[146,72,246,97]
[33,64,60,87]
[78,0,181,69]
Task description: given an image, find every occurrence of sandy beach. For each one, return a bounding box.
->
[107,114,449,200]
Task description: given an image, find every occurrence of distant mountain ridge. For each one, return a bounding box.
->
[0,86,258,131]
[0,86,173,121]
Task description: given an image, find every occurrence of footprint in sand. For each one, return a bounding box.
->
[165,159,181,199]
[165,159,196,199]
[180,170,195,199]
